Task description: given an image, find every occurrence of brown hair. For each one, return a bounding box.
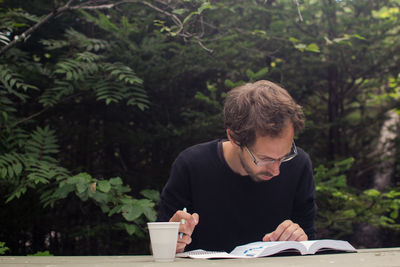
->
[223,80,305,147]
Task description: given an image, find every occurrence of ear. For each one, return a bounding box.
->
[226,129,240,147]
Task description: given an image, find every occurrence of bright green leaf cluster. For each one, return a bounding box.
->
[44,172,159,236]
[0,242,10,255]
[315,158,400,239]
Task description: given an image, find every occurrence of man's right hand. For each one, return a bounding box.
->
[169,209,199,253]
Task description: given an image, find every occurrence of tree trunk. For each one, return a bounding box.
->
[373,110,398,190]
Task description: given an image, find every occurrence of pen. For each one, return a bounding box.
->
[179,207,187,239]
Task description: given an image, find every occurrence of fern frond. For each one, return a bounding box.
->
[25,126,60,160]
[76,51,103,62]
[0,152,26,180]
[94,62,149,108]
[103,63,143,85]
[94,81,126,105]
[126,90,151,111]
[39,80,75,107]
[79,10,120,35]
[0,91,17,113]
[0,127,29,152]
[26,159,69,184]
[7,9,40,23]
[0,65,38,100]
[54,59,98,81]
[2,155,70,203]
[0,124,70,202]
[0,31,10,46]
[65,28,112,52]
[40,39,70,50]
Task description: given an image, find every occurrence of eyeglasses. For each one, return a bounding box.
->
[245,141,297,167]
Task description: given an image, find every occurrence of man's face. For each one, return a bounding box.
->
[238,124,294,182]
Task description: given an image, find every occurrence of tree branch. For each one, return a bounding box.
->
[295,0,304,22]
[0,0,217,55]
[14,107,49,127]
[0,1,74,55]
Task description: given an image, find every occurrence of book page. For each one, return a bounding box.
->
[176,249,249,259]
[230,241,306,257]
[176,240,356,259]
[307,239,357,254]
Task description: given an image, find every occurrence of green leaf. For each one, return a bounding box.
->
[108,205,122,217]
[198,2,212,13]
[253,67,269,80]
[172,9,187,15]
[364,189,380,197]
[122,204,144,221]
[140,189,160,202]
[110,177,123,185]
[246,69,255,79]
[12,162,23,177]
[27,251,53,256]
[0,242,10,255]
[183,12,196,25]
[143,207,157,221]
[305,43,320,53]
[352,34,366,40]
[342,209,356,218]
[124,223,139,235]
[76,182,87,194]
[53,184,75,199]
[97,180,111,193]
[294,43,306,51]
[390,209,398,219]
[91,192,109,207]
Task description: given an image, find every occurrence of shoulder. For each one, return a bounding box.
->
[295,147,311,163]
[282,146,313,173]
[169,139,222,177]
[176,139,220,162]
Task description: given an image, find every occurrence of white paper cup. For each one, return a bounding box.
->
[148,222,180,262]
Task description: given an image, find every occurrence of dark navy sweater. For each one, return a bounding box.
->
[157,139,316,252]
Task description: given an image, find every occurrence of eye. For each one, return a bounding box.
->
[259,156,275,162]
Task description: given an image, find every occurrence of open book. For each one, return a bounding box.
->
[176,239,356,259]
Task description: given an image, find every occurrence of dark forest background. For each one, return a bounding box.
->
[0,0,400,256]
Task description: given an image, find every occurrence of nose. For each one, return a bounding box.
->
[269,161,281,176]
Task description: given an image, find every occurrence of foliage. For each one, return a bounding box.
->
[0,0,400,255]
[0,241,9,255]
[0,0,156,256]
[38,28,149,109]
[42,173,159,237]
[27,250,53,256]
[315,158,400,239]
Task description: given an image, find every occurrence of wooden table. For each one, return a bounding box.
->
[1,248,399,267]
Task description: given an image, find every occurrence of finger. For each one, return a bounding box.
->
[178,234,192,245]
[269,220,292,241]
[277,222,308,241]
[176,241,186,253]
[176,232,193,253]
[179,216,199,237]
[294,230,308,241]
[279,222,301,241]
[262,233,273,242]
[169,210,199,239]
[169,210,193,223]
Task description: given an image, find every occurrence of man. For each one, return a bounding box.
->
[156,80,317,253]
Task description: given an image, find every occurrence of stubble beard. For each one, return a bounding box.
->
[238,152,274,183]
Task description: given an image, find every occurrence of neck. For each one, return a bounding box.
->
[222,141,247,176]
